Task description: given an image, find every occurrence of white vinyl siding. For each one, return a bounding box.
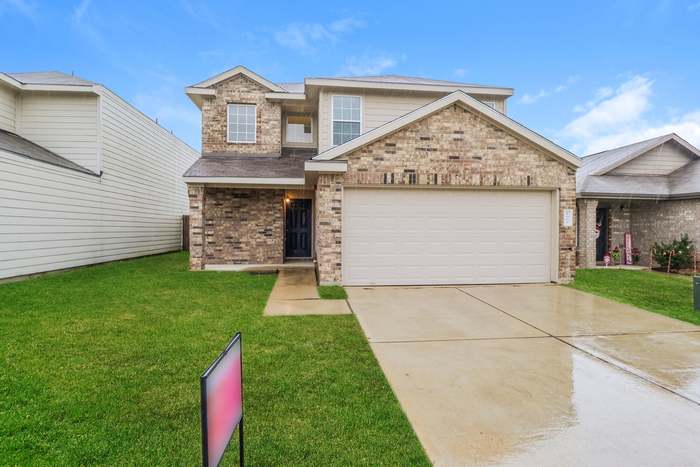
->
[607,142,696,176]
[0,87,200,280]
[0,85,16,133]
[19,91,99,173]
[227,104,256,143]
[343,188,553,286]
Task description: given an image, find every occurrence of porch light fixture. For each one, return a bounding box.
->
[285,197,290,203]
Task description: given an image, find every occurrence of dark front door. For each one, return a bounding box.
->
[286,199,312,258]
[596,208,608,261]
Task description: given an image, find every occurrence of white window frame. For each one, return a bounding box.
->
[331,95,362,147]
[482,101,496,110]
[285,115,314,143]
[227,103,256,144]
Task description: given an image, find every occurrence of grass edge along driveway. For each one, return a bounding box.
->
[0,252,430,466]
[566,268,700,327]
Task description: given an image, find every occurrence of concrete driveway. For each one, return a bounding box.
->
[347,285,700,467]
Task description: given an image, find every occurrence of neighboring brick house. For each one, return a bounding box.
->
[183,66,582,285]
[576,134,700,268]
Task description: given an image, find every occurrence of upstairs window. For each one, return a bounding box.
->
[332,95,361,146]
[286,116,313,143]
[227,104,256,143]
[482,101,496,109]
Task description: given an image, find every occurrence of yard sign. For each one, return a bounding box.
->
[201,333,244,467]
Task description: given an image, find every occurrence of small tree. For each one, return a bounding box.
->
[651,234,693,270]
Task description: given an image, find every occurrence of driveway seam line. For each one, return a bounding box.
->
[458,288,700,408]
[369,335,552,344]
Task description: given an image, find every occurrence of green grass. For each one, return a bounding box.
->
[0,252,429,466]
[567,268,700,326]
[317,286,348,300]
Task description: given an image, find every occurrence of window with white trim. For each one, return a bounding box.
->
[482,101,496,109]
[286,116,313,143]
[227,104,256,143]
[332,95,361,146]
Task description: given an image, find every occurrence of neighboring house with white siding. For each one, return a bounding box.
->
[0,71,200,281]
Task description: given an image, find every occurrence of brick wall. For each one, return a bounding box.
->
[198,188,284,266]
[315,102,577,284]
[630,199,700,267]
[188,186,204,270]
[202,74,281,154]
[577,198,598,269]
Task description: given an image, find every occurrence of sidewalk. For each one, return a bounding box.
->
[263,268,352,316]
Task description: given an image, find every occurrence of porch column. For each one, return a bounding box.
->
[316,174,344,284]
[188,185,205,270]
[577,198,598,269]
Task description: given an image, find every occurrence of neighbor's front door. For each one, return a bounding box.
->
[286,199,312,258]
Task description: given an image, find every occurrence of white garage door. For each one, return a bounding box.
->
[342,187,554,286]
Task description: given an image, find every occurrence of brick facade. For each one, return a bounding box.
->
[576,198,598,269]
[315,103,577,284]
[200,188,284,265]
[577,198,700,268]
[188,186,205,270]
[202,74,281,154]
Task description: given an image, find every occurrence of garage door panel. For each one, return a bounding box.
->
[343,188,553,286]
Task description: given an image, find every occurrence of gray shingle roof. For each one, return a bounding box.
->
[183,148,316,179]
[310,74,511,90]
[0,128,97,176]
[277,82,305,93]
[577,134,700,198]
[5,71,97,86]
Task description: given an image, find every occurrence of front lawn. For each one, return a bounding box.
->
[0,252,429,466]
[317,285,348,300]
[567,269,700,327]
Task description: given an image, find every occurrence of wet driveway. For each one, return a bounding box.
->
[347,285,700,467]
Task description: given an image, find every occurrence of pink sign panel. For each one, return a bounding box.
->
[624,232,634,266]
[201,333,243,467]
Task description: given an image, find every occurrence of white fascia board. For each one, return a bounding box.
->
[265,92,306,100]
[304,161,348,173]
[313,91,582,169]
[185,87,216,109]
[304,78,514,97]
[183,176,306,185]
[0,73,22,90]
[190,66,287,93]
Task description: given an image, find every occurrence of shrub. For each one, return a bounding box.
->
[651,234,693,270]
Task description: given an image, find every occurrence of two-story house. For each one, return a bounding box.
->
[0,71,199,281]
[183,66,582,286]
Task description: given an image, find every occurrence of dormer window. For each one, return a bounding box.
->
[332,95,361,146]
[227,104,256,143]
[482,101,496,109]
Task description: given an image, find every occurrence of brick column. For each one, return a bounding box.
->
[577,198,598,269]
[188,186,205,270]
[316,174,344,284]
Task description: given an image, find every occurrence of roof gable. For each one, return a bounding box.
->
[190,66,286,92]
[311,91,581,169]
[582,134,700,177]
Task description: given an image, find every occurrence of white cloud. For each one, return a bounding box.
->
[520,75,580,104]
[274,17,366,54]
[0,0,38,20]
[556,75,700,155]
[339,52,402,76]
[689,2,700,11]
[74,0,89,20]
[453,69,469,79]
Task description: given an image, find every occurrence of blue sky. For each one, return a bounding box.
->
[1,0,699,156]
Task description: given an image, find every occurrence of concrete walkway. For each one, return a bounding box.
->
[348,284,700,467]
[263,268,351,316]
